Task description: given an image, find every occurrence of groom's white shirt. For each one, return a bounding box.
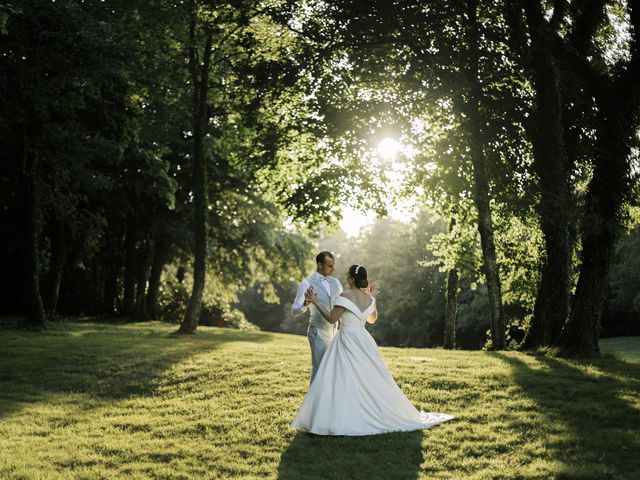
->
[291,271,342,316]
[293,270,343,384]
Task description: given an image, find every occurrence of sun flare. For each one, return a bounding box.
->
[377,137,402,161]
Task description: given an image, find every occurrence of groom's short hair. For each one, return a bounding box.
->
[316,251,334,265]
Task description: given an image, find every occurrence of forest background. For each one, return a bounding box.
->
[2,0,640,353]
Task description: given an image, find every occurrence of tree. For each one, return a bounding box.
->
[0,0,340,328]
[0,0,135,326]
[507,0,640,354]
[444,219,458,349]
[172,0,389,332]
[558,0,640,354]
[507,0,575,349]
[462,0,506,349]
[177,1,213,333]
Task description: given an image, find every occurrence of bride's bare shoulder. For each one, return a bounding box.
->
[340,291,355,300]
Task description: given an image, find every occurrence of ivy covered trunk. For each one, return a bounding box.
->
[560,83,638,354]
[521,14,572,349]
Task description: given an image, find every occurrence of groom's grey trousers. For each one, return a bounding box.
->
[307,322,337,384]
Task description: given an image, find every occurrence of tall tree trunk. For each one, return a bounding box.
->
[444,266,458,350]
[465,0,505,349]
[134,237,151,319]
[444,217,458,350]
[147,237,169,320]
[44,216,67,316]
[520,4,573,349]
[92,255,102,315]
[103,228,121,314]
[122,217,137,316]
[21,129,47,328]
[178,19,213,333]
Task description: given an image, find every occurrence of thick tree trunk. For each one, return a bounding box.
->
[520,10,573,349]
[444,267,458,350]
[465,0,506,350]
[560,91,637,355]
[147,237,169,320]
[122,218,137,316]
[178,25,213,334]
[44,216,67,316]
[560,208,612,355]
[22,131,47,328]
[559,1,640,355]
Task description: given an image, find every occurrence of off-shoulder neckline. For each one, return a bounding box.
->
[336,295,375,314]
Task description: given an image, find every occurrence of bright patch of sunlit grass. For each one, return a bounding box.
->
[601,336,640,363]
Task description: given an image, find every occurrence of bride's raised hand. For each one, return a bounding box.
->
[368,280,381,297]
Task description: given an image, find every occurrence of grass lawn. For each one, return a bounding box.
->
[600,336,640,364]
[1,321,639,480]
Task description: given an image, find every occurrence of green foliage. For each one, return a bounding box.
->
[425,204,543,349]
[223,309,260,331]
[455,282,491,349]
[352,214,448,348]
[607,227,640,315]
[425,205,482,276]
[492,210,543,312]
[156,265,192,323]
[281,0,547,350]
[237,283,300,332]
[0,0,351,321]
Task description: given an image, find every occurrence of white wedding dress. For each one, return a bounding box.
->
[291,296,453,436]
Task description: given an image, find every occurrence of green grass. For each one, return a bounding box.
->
[0,321,639,480]
[601,336,640,363]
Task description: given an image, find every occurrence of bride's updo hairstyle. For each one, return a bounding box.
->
[348,264,369,288]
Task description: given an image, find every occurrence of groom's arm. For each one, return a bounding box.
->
[291,280,311,317]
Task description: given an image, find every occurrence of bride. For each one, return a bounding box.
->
[291,264,453,436]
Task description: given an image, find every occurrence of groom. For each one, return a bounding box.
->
[291,251,343,383]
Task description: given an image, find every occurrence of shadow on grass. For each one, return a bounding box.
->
[277,430,423,480]
[0,321,273,419]
[494,352,640,479]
